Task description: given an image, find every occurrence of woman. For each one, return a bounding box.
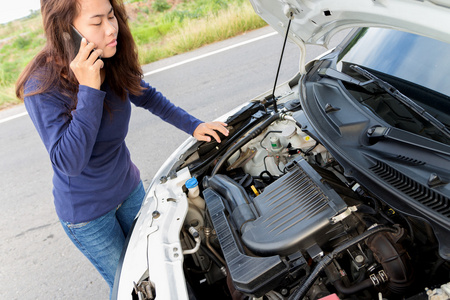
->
[15,0,228,294]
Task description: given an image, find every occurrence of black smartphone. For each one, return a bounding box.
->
[70,25,99,59]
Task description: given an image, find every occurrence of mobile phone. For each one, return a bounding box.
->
[70,25,99,59]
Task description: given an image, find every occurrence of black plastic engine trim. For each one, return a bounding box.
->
[203,188,289,297]
[240,157,348,256]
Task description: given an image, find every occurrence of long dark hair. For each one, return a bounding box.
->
[15,0,143,103]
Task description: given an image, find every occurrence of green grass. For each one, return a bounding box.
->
[137,0,266,64]
[0,0,267,109]
[0,15,44,107]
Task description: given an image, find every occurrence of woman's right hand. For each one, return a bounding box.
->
[70,38,104,90]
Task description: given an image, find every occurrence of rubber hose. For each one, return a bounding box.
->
[366,230,414,294]
[333,278,373,295]
[211,113,280,176]
[190,117,261,174]
[288,225,399,300]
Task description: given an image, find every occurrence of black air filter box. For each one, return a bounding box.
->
[203,188,290,297]
[241,158,348,256]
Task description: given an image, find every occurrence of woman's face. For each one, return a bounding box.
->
[72,0,119,59]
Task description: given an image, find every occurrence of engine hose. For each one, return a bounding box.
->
[366,228,414,294]
[204,174,255,233]
[189,117,262,174]
[333,278,374,295]
[288,225,399,300]
[211,113,280,176]
[353,267,367,284]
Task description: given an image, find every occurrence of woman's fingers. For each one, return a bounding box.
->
[193,122,229,143]
[70,40,103,90]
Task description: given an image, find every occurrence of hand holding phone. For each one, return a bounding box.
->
[70,25,101,60]
[69,25,104,90]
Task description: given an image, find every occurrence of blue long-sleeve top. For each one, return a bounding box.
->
[24,80,203,223]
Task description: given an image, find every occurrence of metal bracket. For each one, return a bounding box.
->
[330,206,357,224]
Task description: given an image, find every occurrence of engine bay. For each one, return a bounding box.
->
[132,80,450,300]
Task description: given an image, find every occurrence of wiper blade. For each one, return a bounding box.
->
[318,67,374,87]
[350,65,450,140]
[318,65,450,140]
[367,126,450,156]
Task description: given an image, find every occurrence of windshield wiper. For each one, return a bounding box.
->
[318,65,450,140]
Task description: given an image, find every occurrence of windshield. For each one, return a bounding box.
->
[338,28,450,97]
[336,28,450,144]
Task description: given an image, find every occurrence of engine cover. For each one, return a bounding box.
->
[241,158,349,256]
[203,157,350,296]
[203,187,289,297]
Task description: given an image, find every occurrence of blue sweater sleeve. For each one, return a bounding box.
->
[129,80,203,135]
[24,85,106,176]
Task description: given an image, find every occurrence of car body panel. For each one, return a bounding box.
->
[113,141,195,299]
[249,0,450,72]
[250,0,450,46]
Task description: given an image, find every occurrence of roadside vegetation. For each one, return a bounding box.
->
[0,0,266,109]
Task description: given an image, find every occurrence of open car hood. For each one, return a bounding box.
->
[249,0,450,72]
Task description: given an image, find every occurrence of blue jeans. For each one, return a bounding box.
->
[60,181,145,292]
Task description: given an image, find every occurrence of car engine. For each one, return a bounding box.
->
[133,81,449,300]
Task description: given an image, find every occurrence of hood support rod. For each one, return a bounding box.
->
[272,11,293,113]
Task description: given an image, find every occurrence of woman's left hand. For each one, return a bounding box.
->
[193,122,229,143]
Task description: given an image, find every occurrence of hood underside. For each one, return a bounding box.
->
[250,0,450,72]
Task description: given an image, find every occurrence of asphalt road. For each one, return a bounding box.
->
[0,26,347,299]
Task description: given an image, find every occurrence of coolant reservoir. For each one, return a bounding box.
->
[282,125,316,149]
[185,178,206,211]
[270,136,283,152]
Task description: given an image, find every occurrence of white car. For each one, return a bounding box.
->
[113,1,450,299]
